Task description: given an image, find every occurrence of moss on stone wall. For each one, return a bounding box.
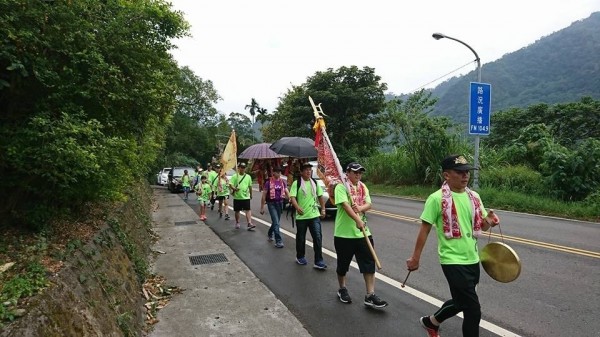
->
[0,183,154,337]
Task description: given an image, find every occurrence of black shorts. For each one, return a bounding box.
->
[216,195,229,201]
[233,199,251,211]
[441,263,481,310]
[334,236,375,275]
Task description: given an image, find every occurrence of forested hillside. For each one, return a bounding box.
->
[425,12,600,121]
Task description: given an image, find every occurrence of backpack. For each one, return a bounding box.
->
[286,177,318,227]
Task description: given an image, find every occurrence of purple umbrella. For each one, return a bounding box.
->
[238,143,285,159]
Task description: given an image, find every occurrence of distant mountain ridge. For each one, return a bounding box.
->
[406,12,600,122]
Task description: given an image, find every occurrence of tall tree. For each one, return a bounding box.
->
[384,90,466,183]
[244,98,260,124]
[227,112,254,148]
[263,66,388,163]
[0,0,189,228]
[176,66,221,125]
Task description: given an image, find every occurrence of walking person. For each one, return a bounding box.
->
[207,164,219,210]
[215,169,231,220]
[181,169,191,201]
[406,155,499,337]
[229,162,254,230]
[192,163,203,188]
[260,166,289,248]
[289,162,327,269]
[195,175,212,221]
[334,162,388,309]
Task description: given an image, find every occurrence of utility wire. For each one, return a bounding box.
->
[408,60,476,93]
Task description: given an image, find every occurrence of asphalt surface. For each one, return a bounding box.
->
[149,185,600,337]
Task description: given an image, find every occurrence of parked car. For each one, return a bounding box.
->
[156,170,162,185]
[158,167,171,186]
[167,167,196,193]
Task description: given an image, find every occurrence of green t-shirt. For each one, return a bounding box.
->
[216,177,230,197]
[289,179,323,220]
[196,182,212,202]
[333,183,372,238]
[230,173,252,200]
[207,170,218,188]
[420,189,488,265]
[182,174,191,187]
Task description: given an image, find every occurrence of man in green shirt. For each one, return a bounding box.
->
[289,162,327,269]
[334,162,387,309]
[229,162,253,230]
[207,163,219,210]
[406,155,499,337]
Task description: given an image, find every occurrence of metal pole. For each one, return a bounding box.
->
[432,33,482,189]
[473,61,481,190]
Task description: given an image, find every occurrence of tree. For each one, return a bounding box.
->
[384,90,467,184]
[0,0,189,228]
[244,98,260,124]
[176,66,221,125]
[263,66,388,163]
[160,66,223,168]
[488,97,600,149]
[227,113,254,148]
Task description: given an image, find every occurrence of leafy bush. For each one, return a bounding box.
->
[3,113,135,228]
[0,261,47,323]
[0,0,189,229]
[502,123,557,169]
[541,138,600,200]
[363,149,415,185]
[480,165,544,195]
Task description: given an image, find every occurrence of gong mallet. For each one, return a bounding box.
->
[401,270,412,288]
[360,227,382,270]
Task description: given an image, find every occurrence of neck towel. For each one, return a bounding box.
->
[300,177,317,200]
[349,181,367,207]
[441,181,482,239]
[269,178,284,201]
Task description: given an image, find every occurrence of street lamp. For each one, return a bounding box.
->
[432,32,482,189]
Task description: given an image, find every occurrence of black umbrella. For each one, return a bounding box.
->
[269,137,317,158]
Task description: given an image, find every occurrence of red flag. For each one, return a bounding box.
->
[310,97,349,204]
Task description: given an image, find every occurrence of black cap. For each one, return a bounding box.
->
[300,162,312,169]
[346,162,365,172]
[441,155,474,171]
[238,162,247,168]
[215,163,221,168]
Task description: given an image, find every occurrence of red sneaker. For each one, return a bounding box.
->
[419,317,440,337]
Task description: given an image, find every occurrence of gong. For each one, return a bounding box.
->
[480,242,521,283]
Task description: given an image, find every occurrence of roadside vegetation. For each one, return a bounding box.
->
[1,0,598,332]
[367,184,598,222]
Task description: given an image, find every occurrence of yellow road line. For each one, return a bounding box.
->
[369,209,600,259]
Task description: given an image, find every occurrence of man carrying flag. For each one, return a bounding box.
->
[333,162,388,308]
[310,97,387,309]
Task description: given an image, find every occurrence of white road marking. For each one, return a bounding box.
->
[237,208,522,337]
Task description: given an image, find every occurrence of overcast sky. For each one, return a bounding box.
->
[168,0,600,117]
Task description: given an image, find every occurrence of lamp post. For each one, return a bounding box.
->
[432,32,482,189]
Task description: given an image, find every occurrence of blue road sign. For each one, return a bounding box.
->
[469,82,491,135]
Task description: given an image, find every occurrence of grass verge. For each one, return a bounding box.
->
[368,183,599,222]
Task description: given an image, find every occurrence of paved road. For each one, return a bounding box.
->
[182,188,599,337]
